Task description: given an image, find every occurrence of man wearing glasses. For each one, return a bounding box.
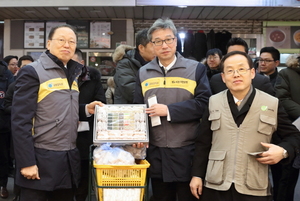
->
[258,47,280,86]
[209,37,275,96]
[11,25,102,201]
[134,18,211,201]
[190,51,300,201]
[3,55,18,76]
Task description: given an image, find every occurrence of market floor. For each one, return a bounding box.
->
[2,175,299,201]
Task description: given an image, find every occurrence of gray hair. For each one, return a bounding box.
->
[147,18,177,41]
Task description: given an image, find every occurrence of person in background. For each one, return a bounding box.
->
[3,55,34,201]
[226,37,248,53]
[257,46,281,201]
[19,55,34,67]
[134,18,211,201]
[72,48,106,201]
[258,47,280,86]
[11,24,102,201]
[113,28,155,104]
[202,48,222,80]
[274,54,300,201]
[3,54,34,113]
[3,55,18,76]
[0,60,14,199]
[190,51,300,201]
[105,77,115,104]
[209,37,275,96]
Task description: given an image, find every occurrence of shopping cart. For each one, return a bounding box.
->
[88,145,150,201]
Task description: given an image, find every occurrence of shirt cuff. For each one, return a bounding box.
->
[85,105,92,117]
[167,106,171,121]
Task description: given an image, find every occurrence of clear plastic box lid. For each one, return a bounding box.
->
[93,104,149,144]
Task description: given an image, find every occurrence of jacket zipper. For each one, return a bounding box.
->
[69,68,79,149]
[70,92,73,149]
[164,73,168,147]
[232,128,240,182]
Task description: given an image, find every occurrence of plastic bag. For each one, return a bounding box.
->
[93,143,135,165]
[122,145,147,160]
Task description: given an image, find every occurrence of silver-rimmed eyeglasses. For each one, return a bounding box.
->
[224,68,250,76]
[51,38,76,46]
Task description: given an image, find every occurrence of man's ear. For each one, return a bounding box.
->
[221,73,226,83]
[138,44,144,53]
[275,60,280,67]
[46,40,51,50]
[250,68,256,79]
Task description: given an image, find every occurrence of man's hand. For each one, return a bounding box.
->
[256,142,285,165]
[145,104,168,117]
[20,165,40,180]
[190,176,203,199]
[132,142,149,148]
[87,101,104,114]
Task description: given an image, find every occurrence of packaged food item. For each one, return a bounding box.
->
[93,143,135,165]
[93,104,149,144]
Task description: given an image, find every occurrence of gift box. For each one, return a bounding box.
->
[93,104,149,144]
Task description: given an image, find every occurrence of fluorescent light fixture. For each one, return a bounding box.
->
[178,6,187,8]
[58,7,69,11]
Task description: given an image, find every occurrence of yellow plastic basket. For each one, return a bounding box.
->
[93,159,150,201]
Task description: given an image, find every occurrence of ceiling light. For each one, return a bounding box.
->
[58,7,69,11]
[178,6,187,8]
[179,33,186,39]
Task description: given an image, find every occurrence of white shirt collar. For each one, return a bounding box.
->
[159,55,177,71]
[233,85,253,105]
[233,96,243,104]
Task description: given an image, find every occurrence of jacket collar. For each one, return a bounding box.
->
[40,50,82,70]
[134,50,148,66]
[45,50,65,69]
[260,68,278,80]
[145,52,187,72]
[227,87,256,122]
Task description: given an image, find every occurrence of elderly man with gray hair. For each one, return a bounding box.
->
[134,18,211,201]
